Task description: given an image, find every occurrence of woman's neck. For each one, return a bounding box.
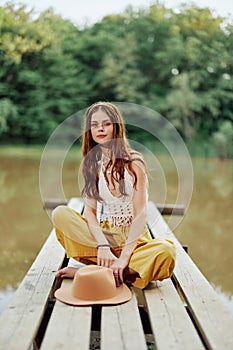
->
[101,147,111,160]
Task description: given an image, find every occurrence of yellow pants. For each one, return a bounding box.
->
[52,206,176,289]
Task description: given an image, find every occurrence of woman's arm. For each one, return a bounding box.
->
[111,161,148,281]
[83,197,117,267]
[83,197,109,246]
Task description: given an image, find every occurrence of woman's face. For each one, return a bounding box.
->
[90,110,114,145]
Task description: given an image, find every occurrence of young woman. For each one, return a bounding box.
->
[52,101,176,288]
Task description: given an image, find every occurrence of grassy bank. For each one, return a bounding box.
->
[0,144,83,161]
[0,145,44,159]
[0,142,231,160]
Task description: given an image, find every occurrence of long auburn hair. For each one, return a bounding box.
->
[82,101,146,201]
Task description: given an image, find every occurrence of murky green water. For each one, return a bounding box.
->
[0,147,232,314]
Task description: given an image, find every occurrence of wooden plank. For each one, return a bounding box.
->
[43,198,68,209]
[101,292,147,350]
[41,198,91,350]
[145,280,205,350]
[0,197,84,350]
[156,203,185,216]
[40,299,92,350]
[0,230,65,350]
[147,201,233,350]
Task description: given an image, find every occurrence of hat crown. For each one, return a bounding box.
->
[72,265,116,301]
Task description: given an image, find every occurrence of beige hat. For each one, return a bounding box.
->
[55,265,132,306]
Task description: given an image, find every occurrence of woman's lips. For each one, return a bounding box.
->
[97,135,106,139]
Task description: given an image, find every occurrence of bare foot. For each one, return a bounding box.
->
[123,267,139,285]
[55,267,79,279]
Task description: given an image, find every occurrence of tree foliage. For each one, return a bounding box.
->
[0,2,232,156]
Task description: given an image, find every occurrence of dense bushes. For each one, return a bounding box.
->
[0,2,232,156]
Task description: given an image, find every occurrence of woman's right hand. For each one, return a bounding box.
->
[97,247,118,268]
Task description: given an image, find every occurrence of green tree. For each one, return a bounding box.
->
[100,33,147,102]
[212,121,233,158]
[0,2,232,151]
[0,4,55,65]
[165,73,200,140]
[0,98,18,136]
[0,5,90,142]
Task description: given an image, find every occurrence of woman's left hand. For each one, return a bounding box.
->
[110,256,130,285]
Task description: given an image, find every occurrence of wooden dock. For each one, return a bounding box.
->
[0,197,233,350]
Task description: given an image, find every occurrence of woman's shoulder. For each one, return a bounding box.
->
[128,150,146,170]
[124,150,147,174]
[128,149,143,160]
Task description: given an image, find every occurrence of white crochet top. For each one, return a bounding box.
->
[98,163,134,227]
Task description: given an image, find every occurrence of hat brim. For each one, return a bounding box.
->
[55,280,132,306]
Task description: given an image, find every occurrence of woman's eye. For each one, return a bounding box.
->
[91,122,112,128]
[103,122,112,127]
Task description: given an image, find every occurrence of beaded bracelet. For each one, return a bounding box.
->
[96,244,110,249]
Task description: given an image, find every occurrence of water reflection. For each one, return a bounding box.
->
[0,153,52,290]
[0,149,232,314]
[174,158,233,297]
[0,171,15,203]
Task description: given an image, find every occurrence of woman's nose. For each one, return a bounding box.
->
[97,123,104,131]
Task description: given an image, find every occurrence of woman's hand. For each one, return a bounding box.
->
[110,255,131,285]
[97,247,117,268]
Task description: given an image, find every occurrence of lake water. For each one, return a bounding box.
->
[0,147,232,314]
